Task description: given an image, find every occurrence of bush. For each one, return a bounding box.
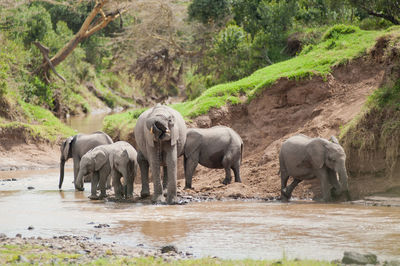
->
[322,24,359,41]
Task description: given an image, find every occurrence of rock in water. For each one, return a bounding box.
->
[342,251,378,265]
[161,245,178,253]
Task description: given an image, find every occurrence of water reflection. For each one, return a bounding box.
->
[66,111,110,134]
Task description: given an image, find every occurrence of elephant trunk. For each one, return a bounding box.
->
[338,167,350,200]
[59,159,65,189]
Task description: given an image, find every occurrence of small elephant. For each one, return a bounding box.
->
[59,131,113,190]
[184,126,243,189]
[75,141,137,200]
[134,104,187,204]
[279,134,350,202]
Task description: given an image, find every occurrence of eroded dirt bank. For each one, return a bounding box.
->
[185,49,400,201]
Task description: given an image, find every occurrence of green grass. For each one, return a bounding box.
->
[0,101,75,143]
[103,25,397,140]
[0,243,336,265]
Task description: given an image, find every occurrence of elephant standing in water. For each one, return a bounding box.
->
[75,141,138,200]
[134,104,187,204]
[279,134,350,202]
[184,126,243,189]
[59,131,113,190]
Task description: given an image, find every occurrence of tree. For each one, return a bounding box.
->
[34,0,127,83]
[348,0,400,25]
[188,0,231,25]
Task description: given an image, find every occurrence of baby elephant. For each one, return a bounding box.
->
[184,126,243,189]
[75,141,137,200]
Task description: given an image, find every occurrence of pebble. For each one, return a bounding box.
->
[27,186,35,190]
[16,233,22,238]
[27,226,34,230]
[342,251,378,265]
[0,233,7,238]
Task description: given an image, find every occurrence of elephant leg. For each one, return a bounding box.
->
[149,151,164,204]
[73,157,80,189]
[184,156,198,189]
[137,151,150,198]
[232,162,241,183]
[222,168,232,185]
[318,169,332,202]
[165,146,178,205]
[89,172,99,200]
[125,164,134,199]
[112,170,123,199]
[280,167,290,202]
[162,166,168,196]
[98,168,109,199]
[222,154,233,185]
[284,178,302,199]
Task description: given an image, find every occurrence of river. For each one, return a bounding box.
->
[1,113,400,261]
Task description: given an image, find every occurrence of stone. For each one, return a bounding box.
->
[15,233,22,238]
[384,261,400,266]
[27,226,34,230]
[27,186,35,190]
[0,233,7,238]
[342,251,378,265]
[161,245,178,253]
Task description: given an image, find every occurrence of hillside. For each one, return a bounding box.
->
[103,26,400,200]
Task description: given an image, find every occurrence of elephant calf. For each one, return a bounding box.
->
[184,126,243,189]
[279,134,350,202]
[75,141,138,200]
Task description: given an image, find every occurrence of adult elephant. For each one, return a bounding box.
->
[134,104,187,204]
[279,134,350,202]
[184,126,243,189]
[59,131,113,190]
[75,141,137,200]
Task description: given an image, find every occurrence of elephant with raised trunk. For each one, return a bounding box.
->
[59,131,113,190]
[279,134,350,202]
[75,141,138,200]
[184,126,243,189]
[134,104,187,204]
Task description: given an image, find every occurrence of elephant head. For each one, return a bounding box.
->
[145,106,178,147]
[110,150,133,183]
[59,136,74,189]
[75,149,108,191]
[305,137,349,198]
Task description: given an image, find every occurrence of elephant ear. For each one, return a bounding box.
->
[94,150,108,171]
[62,136,74,159]
[305,139,326,169]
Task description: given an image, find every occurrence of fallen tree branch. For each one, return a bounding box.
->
[33,42,66,83]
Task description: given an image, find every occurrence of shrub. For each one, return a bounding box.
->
[322,24,359,41]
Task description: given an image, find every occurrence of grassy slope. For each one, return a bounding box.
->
[103,25,395,139]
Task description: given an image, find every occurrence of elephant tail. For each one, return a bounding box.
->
[240,142,243,163]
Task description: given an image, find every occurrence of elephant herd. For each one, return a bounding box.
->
[59,104,350,204]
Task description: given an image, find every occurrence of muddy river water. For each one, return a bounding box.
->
[1,113,400,261]
[1,168,400,261]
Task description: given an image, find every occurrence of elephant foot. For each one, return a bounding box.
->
[125,194,133,200]
[163,188,168,197]
[281,188,291,202]
[222,178,231,185]
[184,185,192,190]
[152,194,166,204]
[75,187,85,191]
[99,193,108,200]
[89,195,100,200]
[140,191,150,198]
[167,195,179,205]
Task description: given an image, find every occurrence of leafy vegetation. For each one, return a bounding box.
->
[104,25,391,140]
